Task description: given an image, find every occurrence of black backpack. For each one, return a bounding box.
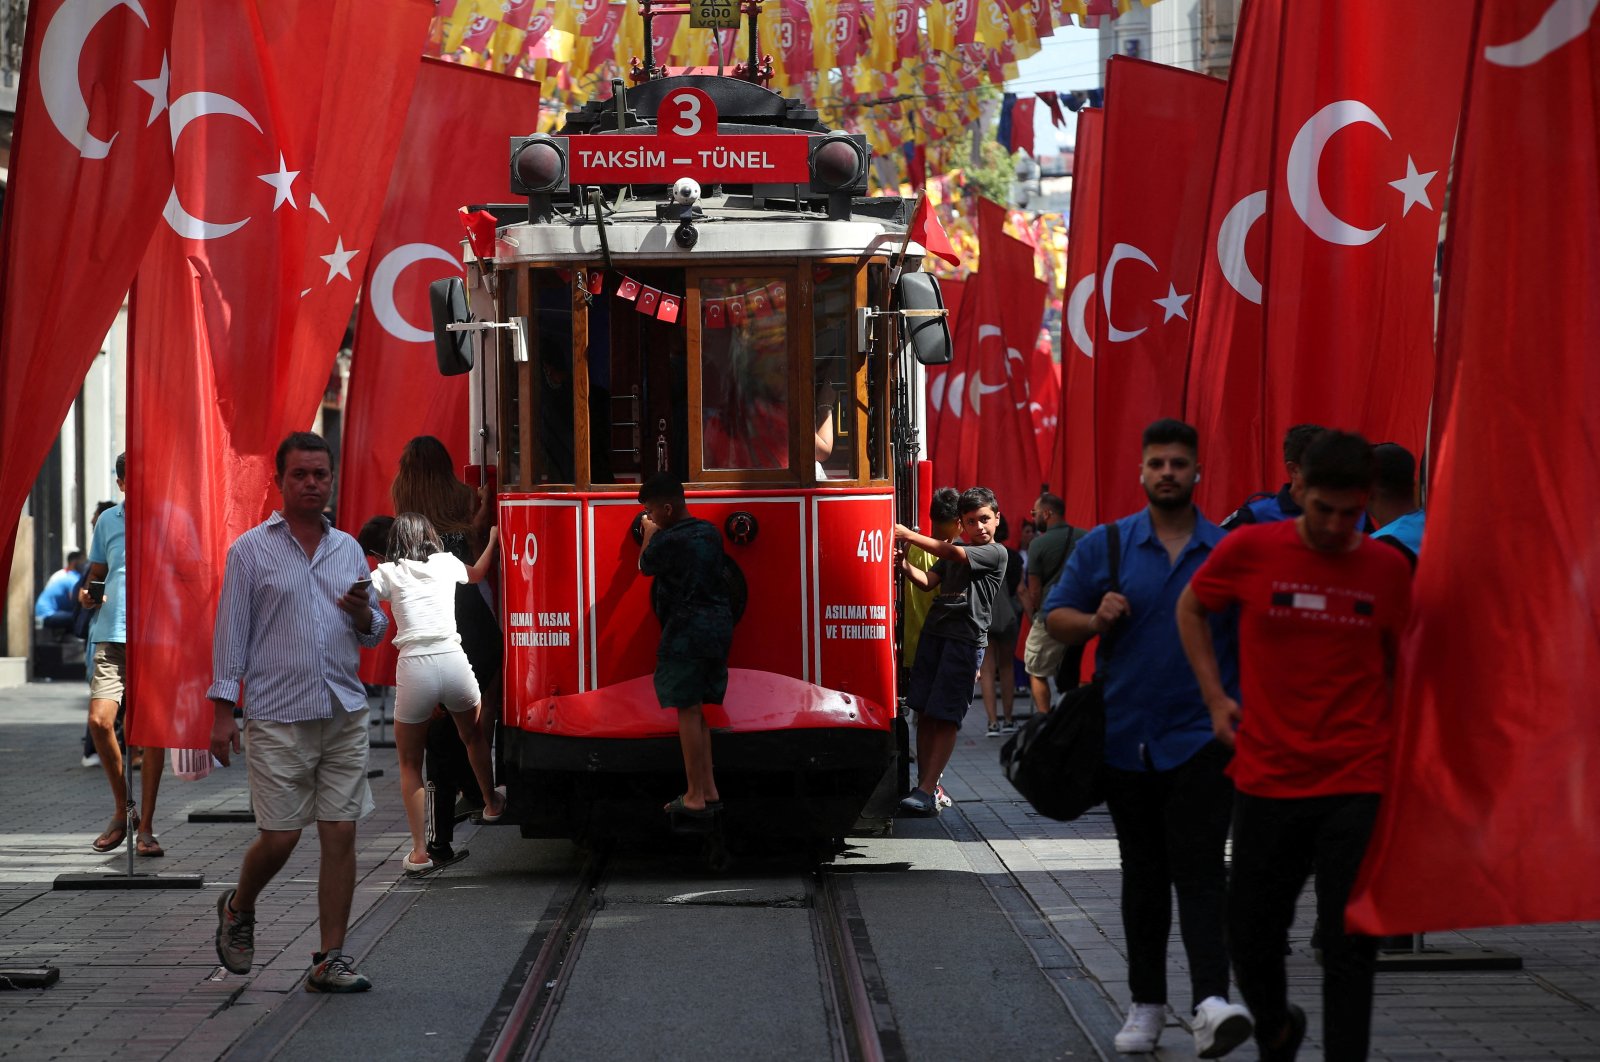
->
[1000,523,1121,821]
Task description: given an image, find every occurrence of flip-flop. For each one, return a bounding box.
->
[402,854,435,876]
[92,812,132,853]
[663,795,715,818]
[135,832,164,858]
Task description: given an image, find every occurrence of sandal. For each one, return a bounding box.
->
[478,786,509,824]
[663,795,715,818]
[135,832,164,858]
[91,816,129,853]
[402,853,434,876]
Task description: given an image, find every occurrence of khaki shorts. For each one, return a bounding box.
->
[1023,616,1067,678]
[245,708,374,831]
[89,642,127,702]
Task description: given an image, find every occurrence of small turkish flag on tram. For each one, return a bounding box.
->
[908,194,961,266]
[1055,107,1103,528]
[1347,4,1600,935]
[1092,57,1225,522]
[340,59,539,687]
[1181,0,1278,518]
[0,0,176,564]
[124,0,432,750]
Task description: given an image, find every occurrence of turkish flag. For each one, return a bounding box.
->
[124,0,432,750]
[1181,0,1278,518]
[339,59,539,687]
[1011,96,1037,158]
[1261,2,1472,479]
[1055,107,1102,529]
[930,199,1049,523]
[909,194,960,266]
[1093,57,1226,521]
[0,0,175,563]
[1347,5,1600,934]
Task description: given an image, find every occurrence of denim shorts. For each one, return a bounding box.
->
[905,632,984,728]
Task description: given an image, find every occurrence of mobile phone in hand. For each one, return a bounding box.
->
[86,580,106,605]
[348,577,372,595]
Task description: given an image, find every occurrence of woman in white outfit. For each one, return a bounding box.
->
[372,512,506,873]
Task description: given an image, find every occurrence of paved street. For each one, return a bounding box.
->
[1,679,1598,1060]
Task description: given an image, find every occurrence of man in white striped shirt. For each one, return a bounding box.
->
[207,432,388,994]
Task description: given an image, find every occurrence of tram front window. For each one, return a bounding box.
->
[700,276,790,472]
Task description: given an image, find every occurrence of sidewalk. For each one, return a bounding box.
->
[940,713,1600,1061]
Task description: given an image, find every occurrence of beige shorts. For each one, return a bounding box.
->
[89,642,126,702]
[1023,616,1067,678]
[245,708,374,831]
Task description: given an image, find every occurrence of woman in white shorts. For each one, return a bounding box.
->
[371,513,506,873]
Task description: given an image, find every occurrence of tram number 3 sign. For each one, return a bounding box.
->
[565,88,811,185]
[689,0,740,28]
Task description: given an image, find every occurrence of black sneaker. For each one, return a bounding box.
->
[1258,1003,1306,1062]
[214,888,255,975]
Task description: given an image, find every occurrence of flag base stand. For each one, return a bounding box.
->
[53,872,204,891]
[0,967,60,989]
[1376,935,1522,972]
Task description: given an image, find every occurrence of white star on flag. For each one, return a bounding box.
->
[133,55,170,126]
[319,236,360,283]
[1154,283,1192,323]
[257,155,300,211]
[1388,156,1438,216]
[309,193,329,221]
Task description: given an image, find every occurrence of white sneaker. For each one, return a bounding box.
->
[1114,1002,1165,1053]
[81,753,101,768]
[1191,996,1253,1059]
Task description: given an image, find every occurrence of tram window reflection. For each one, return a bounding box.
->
[499,269,523,487]
[589,271,688,484]
[813,267,856,482]
[531,275,575,484]
[700,276,790,472]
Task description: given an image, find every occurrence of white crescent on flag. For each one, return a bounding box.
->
[39,0,150,159]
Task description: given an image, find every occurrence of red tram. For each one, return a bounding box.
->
[435,26,950,851]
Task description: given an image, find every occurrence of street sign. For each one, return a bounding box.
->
[566,87,812,185]
[690,0,742,29]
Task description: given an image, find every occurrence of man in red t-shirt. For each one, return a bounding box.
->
[1176,430,1412,1062]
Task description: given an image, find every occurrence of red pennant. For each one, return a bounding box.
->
[460,207,498,262]
[587,269,604,295]
[1093,58,1226,521]
[747,288,772,318]
[617,276,641,301]
[637,285,661,315]
[704,298,727,328]
[656,293,682,324]
[1348,3,1600,936]
[909,195,961,266]
[767,282,788,310]
[727,296,747,326]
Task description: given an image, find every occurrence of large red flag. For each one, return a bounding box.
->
[124,0,432,750]
[1092,57,1225,521]
[1056,107,1101,529]
[1348,4,1600,935]
[1181,0,1278,517]
[1261,2,1472,472]
[339,59,540,686]
[0,0,174,562]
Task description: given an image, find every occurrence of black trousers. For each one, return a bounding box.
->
[1229,791,1381,1062]
[1102,740,1235,1011]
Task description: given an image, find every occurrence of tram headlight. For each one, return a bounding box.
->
[510,135,569,195]
[808,133,869,195]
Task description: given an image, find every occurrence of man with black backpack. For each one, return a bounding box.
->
[1043,419,1251,1058]
[1019,492,1084,716]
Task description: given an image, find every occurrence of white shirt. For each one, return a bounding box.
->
[371,552,469,657]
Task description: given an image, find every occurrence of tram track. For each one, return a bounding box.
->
[469,845,907,1062]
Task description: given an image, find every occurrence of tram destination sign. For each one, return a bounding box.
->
[566,87,812,185]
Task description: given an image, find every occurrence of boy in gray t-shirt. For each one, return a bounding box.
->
[892,486,1008,816]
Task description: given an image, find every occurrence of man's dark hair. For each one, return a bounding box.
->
[958,486,998,516]
[275,431,332,477]
[66,549,85,567]
[1035,492,1065,519]
[1300,430,1375,492]
[356,515,394,557]
[1141,418,1199,454]
[928,486,960,524]
[1020,519,1037,534]
[114,452,126,480]
[1371,442,1417,501]
[638,473,686,507]
[92,501,115,521]
[1283,423,1326,466]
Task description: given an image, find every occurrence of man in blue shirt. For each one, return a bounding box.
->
[208,432,388,993]
[1044,419,1251,1058]
[1220,423,1324,529]
[78,454,167,856]
[35,550,85,628]
[1369,442,1425,569]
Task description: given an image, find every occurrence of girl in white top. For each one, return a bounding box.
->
[372,512,505,874]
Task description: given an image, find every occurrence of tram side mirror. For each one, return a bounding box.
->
[896,272,952,366]
[430,276,474,376]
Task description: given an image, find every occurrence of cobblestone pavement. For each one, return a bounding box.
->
[2,680,1599,1060]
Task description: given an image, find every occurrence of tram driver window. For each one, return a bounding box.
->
[813,266,857,482]
[700,276,791,472]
